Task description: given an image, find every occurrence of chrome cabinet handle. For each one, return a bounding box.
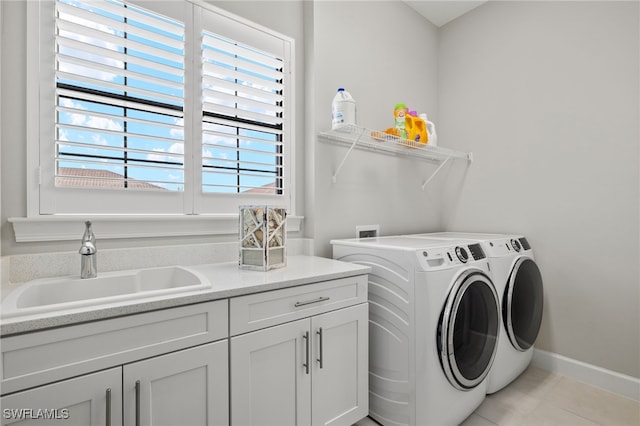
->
[294,296,330,307]
[135,380,141,426]
[316,328,324,369]
[106,388,112,426]
[303,331,310,374]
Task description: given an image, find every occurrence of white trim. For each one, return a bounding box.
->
[9,215,303,243]
[532,348,640,401]
[26,0,41,217]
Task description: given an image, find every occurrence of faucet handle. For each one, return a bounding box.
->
[82,220,96,247]
[79,221,97,279]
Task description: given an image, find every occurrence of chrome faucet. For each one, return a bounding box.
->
[79,221,97,279]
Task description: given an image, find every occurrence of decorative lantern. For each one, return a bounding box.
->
[239,206,287,270]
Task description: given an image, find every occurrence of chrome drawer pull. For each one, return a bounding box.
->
[106,388,112,426]
[316,328,324,369]
[135,380,141,426]
[303,331,310,374]
[294,296,330,307]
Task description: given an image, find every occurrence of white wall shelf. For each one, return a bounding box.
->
[319,125,473,189]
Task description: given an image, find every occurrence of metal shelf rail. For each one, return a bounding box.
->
[319,124,473,190]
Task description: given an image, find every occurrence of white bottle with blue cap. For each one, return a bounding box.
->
[331,88,356,130]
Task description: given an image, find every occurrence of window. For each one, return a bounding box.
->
[55,0,186,192]
[201,31,283,194]
[30,0,293,215]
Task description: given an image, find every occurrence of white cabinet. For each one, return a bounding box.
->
[311,304,368,426]
[230,276,369,426]
[124,340,228,426]
[1,368,122,426]
[1,341,227,426]
[1,300,229,426]
[231,319,311,426]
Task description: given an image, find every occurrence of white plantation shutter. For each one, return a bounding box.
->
[198,8,291,204]
[54,0,185,191]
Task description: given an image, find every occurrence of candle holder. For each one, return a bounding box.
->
[239,205,287,271]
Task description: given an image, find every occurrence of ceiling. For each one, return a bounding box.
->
[404,1,487,27]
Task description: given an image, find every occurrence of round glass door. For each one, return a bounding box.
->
[438,271,499,390]
[504,257,544,351]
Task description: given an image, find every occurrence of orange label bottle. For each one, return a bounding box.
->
[394,103,408,139]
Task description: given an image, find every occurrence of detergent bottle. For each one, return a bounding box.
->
[406,114,428,144]
[331,88,356,129]
[394,103,408,139]
[425,118,437,147]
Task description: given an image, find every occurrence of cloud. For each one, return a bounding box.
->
[87,115,123,132]
[91,133,111,147]
[58,128,70,142]
[170,118,184,139]
[59,98,123,133]
[203,133,238,148]
[146,142,184,163]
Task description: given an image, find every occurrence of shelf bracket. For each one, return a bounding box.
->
[332,127,366,183]
[422,156,451,191]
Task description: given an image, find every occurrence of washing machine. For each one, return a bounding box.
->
[407,232,544,394]
[331,236,500,426]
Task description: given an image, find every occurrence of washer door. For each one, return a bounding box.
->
[504,257,544,351]
[438,270,499,390]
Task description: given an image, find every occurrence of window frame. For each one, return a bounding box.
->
[25,0,295,221]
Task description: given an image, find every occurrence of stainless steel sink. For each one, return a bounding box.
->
[1,266,211,319]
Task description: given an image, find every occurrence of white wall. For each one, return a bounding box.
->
[308,0,446,257]
[438,1,639,378]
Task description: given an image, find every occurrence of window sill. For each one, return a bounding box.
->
[9,215,304,243]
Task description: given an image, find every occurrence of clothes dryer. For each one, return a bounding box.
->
[331,236,500,426]
[408,232,544,394]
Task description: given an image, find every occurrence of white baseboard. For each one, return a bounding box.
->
[532,348,640,401]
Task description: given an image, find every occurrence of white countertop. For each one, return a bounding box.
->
[0,256,370,336]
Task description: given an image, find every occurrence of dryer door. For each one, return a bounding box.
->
[438,270,499,390]
[504,257,544,351]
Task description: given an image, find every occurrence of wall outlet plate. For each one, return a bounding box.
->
[356,225,379,239]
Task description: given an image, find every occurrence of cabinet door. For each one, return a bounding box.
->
[311,303,369,426]
[123,340,228,426]
[231,319,311,426]
[0,368,122,426]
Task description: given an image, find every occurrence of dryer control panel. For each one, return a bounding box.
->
[416,243,486,270]
[482,236,533,258]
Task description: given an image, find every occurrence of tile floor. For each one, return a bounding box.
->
[354,366,640,426]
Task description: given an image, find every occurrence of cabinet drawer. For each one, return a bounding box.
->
[230,275,367,335]
[1,299,228,395]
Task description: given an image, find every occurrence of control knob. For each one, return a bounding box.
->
[455,246,469,263]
